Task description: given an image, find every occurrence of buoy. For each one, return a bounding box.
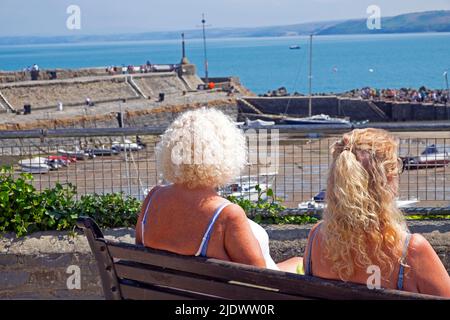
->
[208,82,215,89]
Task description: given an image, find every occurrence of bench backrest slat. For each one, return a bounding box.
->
[115,262,305,300]
[120,283,197,300]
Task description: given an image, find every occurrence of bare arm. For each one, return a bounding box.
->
[409,234,450,297]
[223,204,267,268]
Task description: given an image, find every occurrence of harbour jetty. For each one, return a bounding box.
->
[0,61,246,131]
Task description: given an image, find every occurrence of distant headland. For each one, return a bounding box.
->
[1,10,449,46]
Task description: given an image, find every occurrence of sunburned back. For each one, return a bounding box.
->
[136,185,233,261]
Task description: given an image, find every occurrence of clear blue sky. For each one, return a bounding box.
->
[1,0,450,36]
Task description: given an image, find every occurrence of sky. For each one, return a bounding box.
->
[1,0,450,37]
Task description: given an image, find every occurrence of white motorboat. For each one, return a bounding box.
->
[219,172,278,201]
[58,148,91,160]
[298,189,419,209]
[281,114,351,126]
[18,157,51,174]
[402,144,450,170]
[112,139,144,152]
[245,119,276,127]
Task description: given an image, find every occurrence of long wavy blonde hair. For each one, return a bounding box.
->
[323,128,407,281]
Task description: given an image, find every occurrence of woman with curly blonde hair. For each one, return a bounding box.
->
[136,108,301,272]
[303,128,450,297]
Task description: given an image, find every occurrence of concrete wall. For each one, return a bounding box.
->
[241,97,450,122]
[243,96,339,118]
[0,221,448,299]
[0,78,139,111]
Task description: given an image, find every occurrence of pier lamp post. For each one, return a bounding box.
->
[444,71,449,106]
[201,13,209,85]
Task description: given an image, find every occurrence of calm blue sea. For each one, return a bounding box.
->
[1,33,449,94]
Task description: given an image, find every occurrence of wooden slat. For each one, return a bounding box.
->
[120,284,195,300]
[107,242,437,300]
[115,263,304,300]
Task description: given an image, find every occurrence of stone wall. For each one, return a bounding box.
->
[0,68,112,84]
[0,220,448,299]
[0,78,139,111]
[241,97,450,122]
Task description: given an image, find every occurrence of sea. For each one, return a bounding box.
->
[1,32,450,94]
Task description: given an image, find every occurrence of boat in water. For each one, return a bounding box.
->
[402,144,450,170]
[289,45,301,50]
[282,35,352,126]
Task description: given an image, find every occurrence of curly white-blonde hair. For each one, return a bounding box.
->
[156,108,247,189]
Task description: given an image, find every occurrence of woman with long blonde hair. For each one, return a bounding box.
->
[303,128,450,297]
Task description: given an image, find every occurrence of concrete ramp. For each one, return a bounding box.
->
[133,73,186,97]
[367,100,389,121]
[180,74,204,91]
[0,89,14,112]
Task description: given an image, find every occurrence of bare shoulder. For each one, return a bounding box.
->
[220,203,249,228]
[409,233,433,255]
[406,233,437,268]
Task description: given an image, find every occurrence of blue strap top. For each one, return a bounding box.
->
[304,223,412,291]
[195,201,232,257]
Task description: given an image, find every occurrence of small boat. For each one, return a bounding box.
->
[281,114,351,126]
[402,145,450,170]
[219,172,278,201]
[48,155,77,164]
[245,119,276,127]
[289,45,301,50]
[58,148,92,160]
[112,139,144,152]
[85,147,120,157]
[298,189,419,209]
[18,157,51,174]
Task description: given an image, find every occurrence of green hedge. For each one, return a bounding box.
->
[0,167,141,237]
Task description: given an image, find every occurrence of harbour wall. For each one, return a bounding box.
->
[240,96,450,122]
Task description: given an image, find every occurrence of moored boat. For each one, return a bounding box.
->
[58,148,91,160]
[402,144,450,170]
[18,157,51,174]
[298,189,419,209]
[280,114,351,126]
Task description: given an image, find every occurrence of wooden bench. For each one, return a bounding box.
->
[76,217,442,300]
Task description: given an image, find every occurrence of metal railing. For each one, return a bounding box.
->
[1,123,449,209]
